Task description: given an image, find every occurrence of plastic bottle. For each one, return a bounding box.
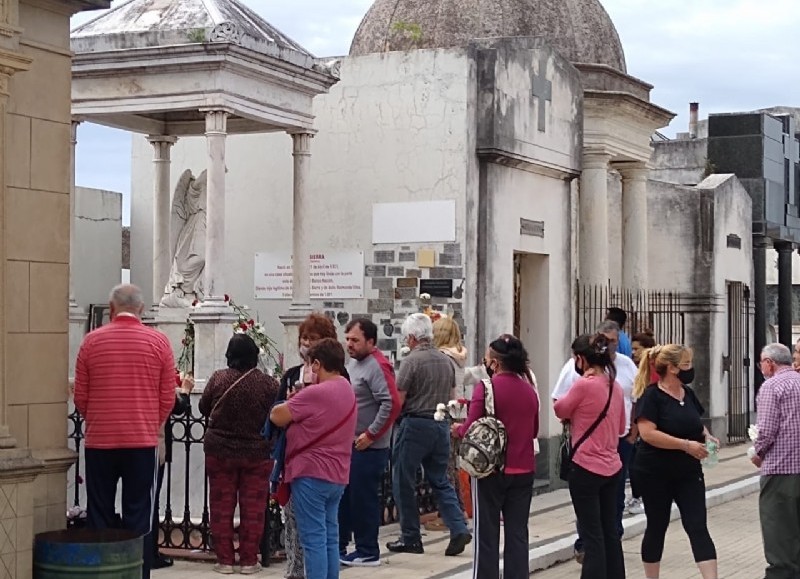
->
[702,440,719,468]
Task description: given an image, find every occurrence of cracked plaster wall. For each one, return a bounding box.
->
[74,187,123,307]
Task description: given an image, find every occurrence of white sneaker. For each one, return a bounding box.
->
[240,562,262,575]
[212,563,234,575]
[628,498,645,515]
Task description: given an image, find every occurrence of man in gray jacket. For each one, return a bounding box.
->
[339,319,401,567]
[386,313,472,557]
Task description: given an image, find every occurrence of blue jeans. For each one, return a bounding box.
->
[339,447,390,558]
[291,477,345,579]
[392,418,469,543]
[575,437,634,552]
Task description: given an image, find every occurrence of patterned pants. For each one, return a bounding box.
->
[206,455,271,567]
[283,499,305,579]
[447,436,464,511]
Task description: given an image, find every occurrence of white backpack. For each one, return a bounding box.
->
[458,378,508,478]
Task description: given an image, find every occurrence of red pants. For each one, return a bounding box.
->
[206,455,271,566]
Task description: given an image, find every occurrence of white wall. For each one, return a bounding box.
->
[74,186,122,307]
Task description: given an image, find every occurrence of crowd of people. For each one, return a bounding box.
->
[73,284,800,579]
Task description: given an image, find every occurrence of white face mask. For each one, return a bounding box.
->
[299,345,310,359]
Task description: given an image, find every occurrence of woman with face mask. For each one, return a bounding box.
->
[275,313,338,579]
[554,334,627,579]
[631,344,720,579]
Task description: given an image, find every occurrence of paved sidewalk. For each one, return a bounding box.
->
[158,444,760,579]
[531,492,763,578]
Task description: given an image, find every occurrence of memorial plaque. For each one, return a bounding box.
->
[396,277,418,288]
[371,277,393,290]
[520,218,545,238]
[374,250,396,263]
[388,266,405,277]
[394,287,418,300]
[429,267,462,279]
[438,253,462,266]
[727,234,742,249]
[406,269,422,278]
[365,265,386,277]
[399,252,416,262]
[420,279,454,298]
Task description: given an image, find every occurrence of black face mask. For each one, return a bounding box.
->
[678,368,695,384]
[574,358,585,377]
[484,362,495,378]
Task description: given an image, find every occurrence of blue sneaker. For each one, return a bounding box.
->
[340,550,380,567]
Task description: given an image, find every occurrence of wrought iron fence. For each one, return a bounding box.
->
[575,283,689,345]
[67,404,436,556]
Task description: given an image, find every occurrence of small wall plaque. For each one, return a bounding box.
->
[726,234,742,249]
[520,218,545,238]
[420,279,454,298]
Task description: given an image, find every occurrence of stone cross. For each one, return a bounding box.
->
[532,54,552,133]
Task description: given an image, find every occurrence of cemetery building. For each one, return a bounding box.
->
[71,0,759,484]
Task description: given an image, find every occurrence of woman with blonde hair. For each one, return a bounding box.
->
[632,344,720,579]
[430,317,469,529]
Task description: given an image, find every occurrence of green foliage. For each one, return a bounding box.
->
[703,157,716,178]
[186,28,206,43]
[391,20,423,45]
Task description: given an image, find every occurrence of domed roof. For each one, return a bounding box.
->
[349,0,626,73]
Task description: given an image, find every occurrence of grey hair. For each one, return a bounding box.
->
[109,284,144,312]
[401,313,434,342]
[596,320,620,334]
[762,343,792,366]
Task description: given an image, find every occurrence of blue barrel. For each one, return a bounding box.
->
[34,529,143,578]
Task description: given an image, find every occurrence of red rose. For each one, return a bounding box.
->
[76,475,84,485]
[239,322,248,331]
[192,299,199,306]
[248,319,255,327]
[224,294,230,302]
[175,373,182,386]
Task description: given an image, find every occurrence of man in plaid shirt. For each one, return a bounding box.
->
[752,343,800,579]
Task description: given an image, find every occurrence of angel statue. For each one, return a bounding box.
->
[160,169,207,308]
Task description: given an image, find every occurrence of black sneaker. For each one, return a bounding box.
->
[152,555,174,569]
[385,539,424,554]
[445,533,472,556]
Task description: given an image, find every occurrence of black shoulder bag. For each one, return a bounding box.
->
[559,380,614,481]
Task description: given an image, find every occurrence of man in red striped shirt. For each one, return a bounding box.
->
[74,284,176,579]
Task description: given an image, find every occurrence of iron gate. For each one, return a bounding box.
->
[726,282,752,443]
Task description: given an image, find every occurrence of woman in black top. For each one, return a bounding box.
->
[632,344,719,579]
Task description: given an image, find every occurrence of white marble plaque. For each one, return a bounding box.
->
[372,200,457,244]
[255,252,365,300]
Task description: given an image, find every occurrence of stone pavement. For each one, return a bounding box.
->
[158,444,761,579]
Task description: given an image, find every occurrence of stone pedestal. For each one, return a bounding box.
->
[145,307,192,362]
[0,448,44,578]
[189,308,236,390]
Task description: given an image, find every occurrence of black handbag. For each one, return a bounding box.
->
[559,380,614,481]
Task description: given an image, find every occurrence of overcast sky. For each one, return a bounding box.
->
[71,0,800,224]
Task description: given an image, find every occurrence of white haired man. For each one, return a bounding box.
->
[74,284,176,579]
[752,343,800,579]
[386,313,472,557]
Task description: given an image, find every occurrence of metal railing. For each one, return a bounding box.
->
[67,404,436,557]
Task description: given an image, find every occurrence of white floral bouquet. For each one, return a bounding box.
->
[434,399,468,421]
[746,424,759,460]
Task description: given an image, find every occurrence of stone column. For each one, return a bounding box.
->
[776,241,793,348]
[280,131,316,369]
[147,135,178,309]
[190,110,234,389]
[618,163,649,290]
[753,236,768,393]
[579,151,612,286]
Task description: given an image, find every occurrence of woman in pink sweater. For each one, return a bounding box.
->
[554,334,627,579]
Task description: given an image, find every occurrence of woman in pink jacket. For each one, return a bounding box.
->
[554,334,627,579]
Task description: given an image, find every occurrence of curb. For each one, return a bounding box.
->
[448,475,760,578]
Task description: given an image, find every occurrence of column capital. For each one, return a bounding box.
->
[774,240,794,253]
[290,130,315,156]
[201,108,232,135]
[615,161,649,181]
[146,134,178,145]
[147,135,178,162]
[753,236,770,249]
[582,150,612,170]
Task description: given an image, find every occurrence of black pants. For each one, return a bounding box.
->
[569,465,625,579]
[86,447,159,579]
[759,475,800,579]
[637,467,716,563]
[146,464,166,560]
[472,472,534,579]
